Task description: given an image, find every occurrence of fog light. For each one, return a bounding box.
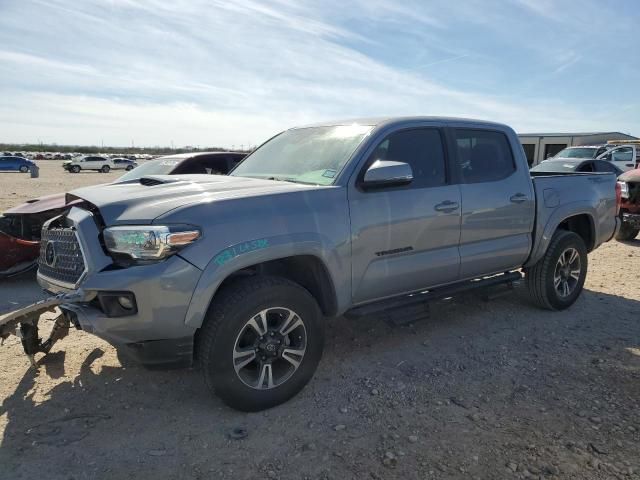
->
[96,291,137,317]
[118,295,135,310]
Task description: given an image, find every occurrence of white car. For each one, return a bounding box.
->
[111,158,139,171]
[63,155,114,173]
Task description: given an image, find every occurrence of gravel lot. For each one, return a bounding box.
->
[1,161,639,479]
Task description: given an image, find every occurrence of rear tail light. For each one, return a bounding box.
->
[615,181,622,215]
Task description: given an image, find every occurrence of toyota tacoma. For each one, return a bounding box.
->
[0,117,621,411]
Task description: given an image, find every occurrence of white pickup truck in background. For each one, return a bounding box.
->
[597,143,639,172]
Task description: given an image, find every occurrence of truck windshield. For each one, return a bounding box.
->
[230,125,373,185]
[553,147,597,159]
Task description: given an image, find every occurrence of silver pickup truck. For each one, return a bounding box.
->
[1,117,620,411]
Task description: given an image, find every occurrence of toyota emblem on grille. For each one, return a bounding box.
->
[45,240,57,267]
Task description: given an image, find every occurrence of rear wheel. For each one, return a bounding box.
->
[71,165,80,173]
[615,222,639,241]
[199,275,324,411]
[101,165,110,173]
[525,230,588,310]
[19,165,29,173]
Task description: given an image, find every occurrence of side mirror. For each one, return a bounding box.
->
[361,160,413,189]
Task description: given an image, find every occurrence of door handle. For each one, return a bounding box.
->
[510,193,528,203]
[434,200,459,212]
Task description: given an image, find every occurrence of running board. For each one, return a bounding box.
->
[345,271,522,321]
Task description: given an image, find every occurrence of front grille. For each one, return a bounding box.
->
[38,227,86,286]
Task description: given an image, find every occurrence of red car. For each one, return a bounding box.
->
[0,194,72,277]
[617,168,640,241]
[0,151,247,277]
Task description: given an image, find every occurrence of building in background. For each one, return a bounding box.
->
[518,132,638,166]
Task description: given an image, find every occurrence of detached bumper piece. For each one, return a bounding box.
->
[0,291,87,366]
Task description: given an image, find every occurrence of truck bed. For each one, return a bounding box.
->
[526,171,618,267]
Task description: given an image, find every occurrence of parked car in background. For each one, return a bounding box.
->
[596,144,639,172]
[0,155,36,173]
[63,155,114,173]
[531,158,624,176]
[549,145,611,160]
[616,169,640,241]
[3,117,620,411]
[0,151,246,277]
[0,195,72,278]
[111,158,138,170]
[116,151,247,180]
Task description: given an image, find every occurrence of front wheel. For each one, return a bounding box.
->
[101,165,110,173]
[125,165,134,171]
[615,222,639,241]
[525,230,588,310]
[71,165,80,173]
[198,276,324,411]
[19,165,29,173]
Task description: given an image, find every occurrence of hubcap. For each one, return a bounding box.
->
[553,247,581,298]
[233,307,307,390]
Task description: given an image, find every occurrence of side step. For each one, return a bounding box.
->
[345,271,522,323]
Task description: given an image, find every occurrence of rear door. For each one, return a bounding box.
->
[349,127,462,303]
[452,128,535,279]
[0,157,10,171]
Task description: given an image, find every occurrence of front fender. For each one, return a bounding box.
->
[182,232,348,329]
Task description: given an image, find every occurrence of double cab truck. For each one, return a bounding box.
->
[0,117,620,411]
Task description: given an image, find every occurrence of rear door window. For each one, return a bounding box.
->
[453,129,515,183]
[593,161,618,173]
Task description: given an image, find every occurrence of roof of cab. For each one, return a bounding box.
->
[292,116,512,131]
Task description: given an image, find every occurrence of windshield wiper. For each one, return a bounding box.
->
[267,176,299,183]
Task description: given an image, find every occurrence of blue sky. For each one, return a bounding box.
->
[0,0,638,148]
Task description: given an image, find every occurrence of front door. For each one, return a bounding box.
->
[452,128,535,279]
[349,127,461,304]
[608,147,636,172]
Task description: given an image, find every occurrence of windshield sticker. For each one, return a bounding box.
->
[214,239,269,266]
[322,169,337,178]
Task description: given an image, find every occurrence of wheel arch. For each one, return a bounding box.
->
[525,207,597,268]
[185,251,340,330]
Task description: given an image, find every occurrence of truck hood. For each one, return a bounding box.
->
[69,174,322,224]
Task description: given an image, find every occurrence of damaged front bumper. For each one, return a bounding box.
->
[0,290,94,366]
[622,212,640,229]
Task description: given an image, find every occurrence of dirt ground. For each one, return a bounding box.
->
[0,161,639,480]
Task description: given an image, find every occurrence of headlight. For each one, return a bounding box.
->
[103,225,200,264]
[619,181,629,199]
